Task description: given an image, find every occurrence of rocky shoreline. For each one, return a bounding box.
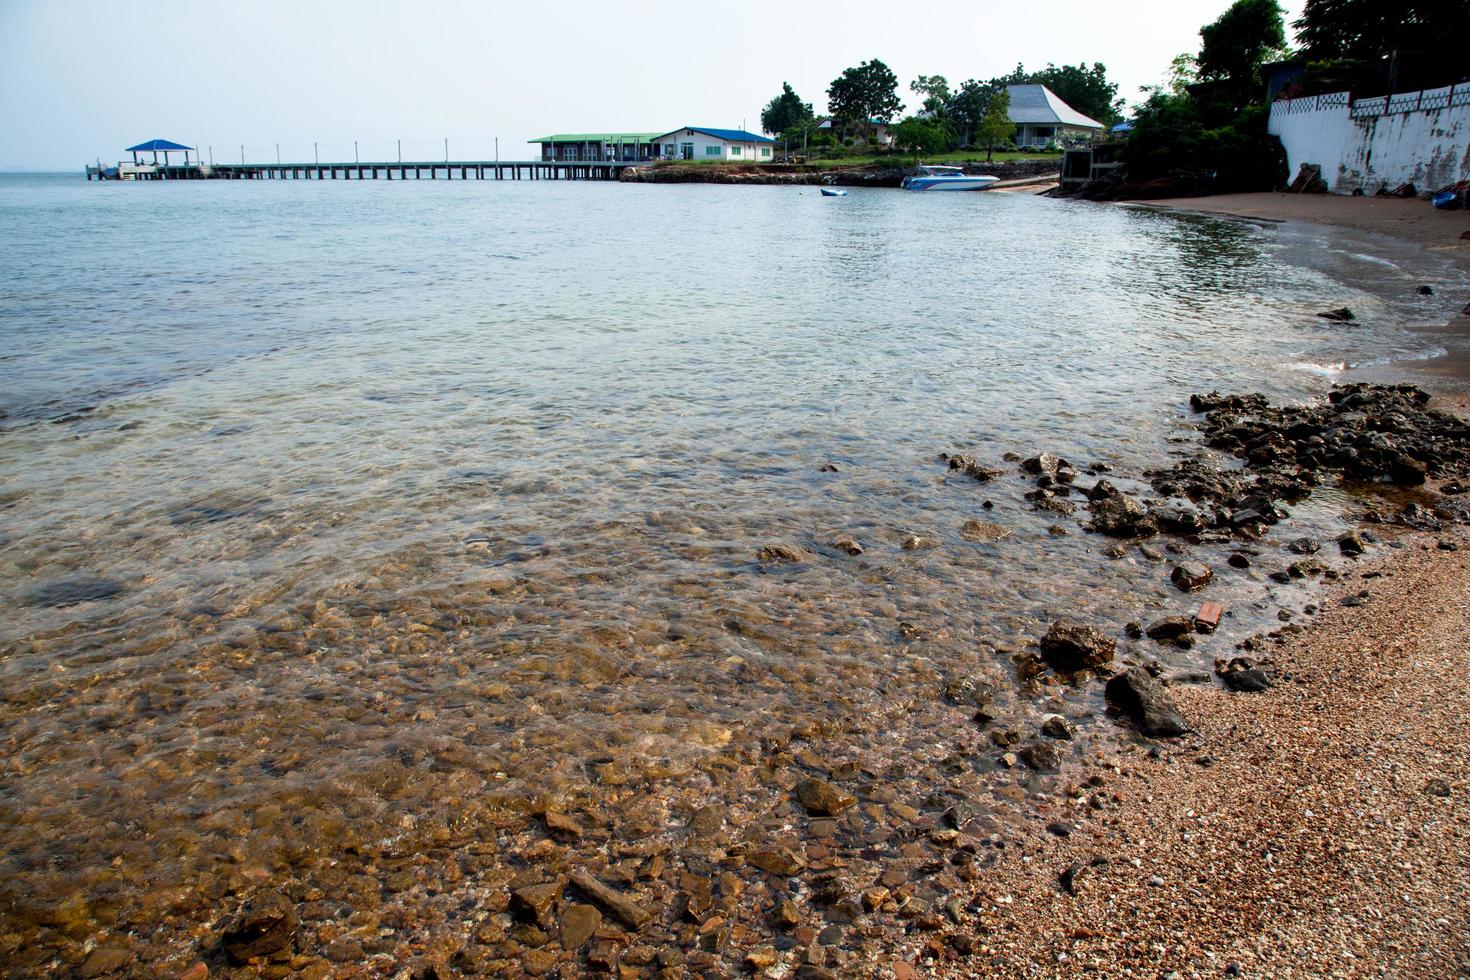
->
[618,160,1060,189]
[18,380,1470,979]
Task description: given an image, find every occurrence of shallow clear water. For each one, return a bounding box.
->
[0,173,1464,957]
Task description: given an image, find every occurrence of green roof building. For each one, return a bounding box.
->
[529,132,662,162]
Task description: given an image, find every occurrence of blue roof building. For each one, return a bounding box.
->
[649,127,776,162]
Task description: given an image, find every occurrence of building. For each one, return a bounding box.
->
[1005,85,1105,148]
[530,133,662,162]
[648,127,776,161]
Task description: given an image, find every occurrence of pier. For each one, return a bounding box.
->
[85,160,631,182]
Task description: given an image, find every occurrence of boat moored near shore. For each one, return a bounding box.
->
[900,165,1000,192]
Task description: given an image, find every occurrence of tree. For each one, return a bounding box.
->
[910,74,951,116]
[945,79,995,146]
[1197,0,1286,106]
[760,82,815,139]
[1294,0,1470,92]
[891,116,954,155]
[827,59,904,136]
[975,88,1013,161]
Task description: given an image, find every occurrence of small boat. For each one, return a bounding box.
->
[900,166,999,192]
[820,187,848,197]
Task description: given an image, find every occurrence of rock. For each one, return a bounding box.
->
[1152,499,1209,534]
[1316,307,1355,322]
[1039,619,1116,671]
[1022,452,1068,478]
[746,947,779,971]
[1145,616,1195,641]
[78,948,132,978]
[1426,778,1452,797]
[1228,552,1251,569]
[748,847,806,877]
[176,964,208,980]
[1105,668,1190,737]
[222,890,299,964]
[758,543,806,563]
[511,882,564,928]
[544,810,584,837]
[1170,561,1213,592]
[1089,493,1157,537]
[1046,822,1073,837]
[1338,530,1366,556]
[948,454,1002,481]
[560,904,601,949]
[831,537,863,556]
[795,778,855,816]
[1223,668,1271,692]
[960,519,1011,543]
[1417,285,1434,296]
[569,870,651,930]
[1040,715,1075,739]
[1287,537,1321,554]
[774,900,801,927]
[900,534,929,550]
[1020,741,1061,772]
[688,805,724,837]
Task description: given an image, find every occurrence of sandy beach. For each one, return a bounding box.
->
[863,193,1470,979]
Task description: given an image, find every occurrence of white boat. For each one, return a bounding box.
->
[900,166,999,192]
[820,187,848,197]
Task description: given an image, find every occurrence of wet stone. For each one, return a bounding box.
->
[960,519,1011,543]
[560,903,601,949]
[222,890,299,964]
[1039,619,1116,671]
[1170,561,1213,592]
[1105,668,1190,737]
[795,778,856,816]
[748,848,806,877]
[510,881,563,929]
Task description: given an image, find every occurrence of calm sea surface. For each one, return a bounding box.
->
[0,172,1464,959]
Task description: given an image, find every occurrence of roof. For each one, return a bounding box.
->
[817,118,891,128]
[1004,85,1104,129]
[527,132,661,144]
[650,127,776,144]
[126,139,194,152]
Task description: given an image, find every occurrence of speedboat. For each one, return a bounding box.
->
[900,166,999,192]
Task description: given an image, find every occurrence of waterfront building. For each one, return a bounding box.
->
[1005,85,1105,148]
[648,127,776,161]
[530,133,662,162]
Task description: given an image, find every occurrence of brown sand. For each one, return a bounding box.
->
[894,524,1470,978]
[1139,192,1470,275]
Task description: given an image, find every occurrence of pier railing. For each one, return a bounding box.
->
[86,159,632,182]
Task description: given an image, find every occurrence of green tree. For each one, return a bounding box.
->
[1197,0,1286,108]
[1294,0,1470,92]
[975,88,1013,160]
[910,74,952,116]
[945,79,995,146]
[891,116,955,155]
[827,59,904,136]
[760,82,815,138]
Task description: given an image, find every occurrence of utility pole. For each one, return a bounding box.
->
[495,137,499,162]
[397,139,402,163]
[275,143,280,164]
[444,138,449,162]
[354,140,359,164]
[314,142,319,164]
[240,145,245,165]
[208,145,214,165]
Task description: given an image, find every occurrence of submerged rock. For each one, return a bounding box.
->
[1039,619,1116,671]
[1105,668,1190,737]
[795,778,855,816]
[960,519,1011,543]
[222,890,299,963]
[1089,493,1157,537]
[1170,561,1213,592]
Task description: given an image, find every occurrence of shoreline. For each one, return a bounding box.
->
[1122,193,1470,391]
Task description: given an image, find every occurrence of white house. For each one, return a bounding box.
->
[1006,85,1105,148]
[650,127,777,162]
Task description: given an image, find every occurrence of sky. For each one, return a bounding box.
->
[0,0,1305,169]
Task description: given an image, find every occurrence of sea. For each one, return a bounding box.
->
[0,172,1464,969]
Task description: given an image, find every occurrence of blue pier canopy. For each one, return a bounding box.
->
[126,139,194,152]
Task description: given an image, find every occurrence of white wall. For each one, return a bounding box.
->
[1269,86,1470,193]
[652,130,775,162]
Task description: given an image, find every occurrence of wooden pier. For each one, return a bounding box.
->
[85,160,631,182]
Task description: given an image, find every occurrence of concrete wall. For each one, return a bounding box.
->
[1269,86,1470,193]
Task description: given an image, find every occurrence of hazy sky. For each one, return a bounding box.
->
[0,0,1304,169]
